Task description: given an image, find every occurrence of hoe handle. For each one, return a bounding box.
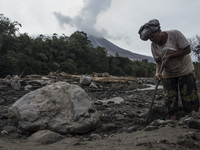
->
[144,61,164,127]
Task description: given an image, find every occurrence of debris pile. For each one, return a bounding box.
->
[0,72,200,149]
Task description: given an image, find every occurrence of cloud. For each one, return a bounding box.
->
[1,0,199,56]
[53,0,111,37]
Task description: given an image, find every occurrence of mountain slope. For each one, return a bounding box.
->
[88,36,154,62]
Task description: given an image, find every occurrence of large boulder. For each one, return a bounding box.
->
[8,81,99,134]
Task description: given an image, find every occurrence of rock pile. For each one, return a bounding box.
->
[0,73,200,149]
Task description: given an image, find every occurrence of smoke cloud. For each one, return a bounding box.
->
[53,0,111,37]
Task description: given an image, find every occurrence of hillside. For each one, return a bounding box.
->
[88,36,154,62]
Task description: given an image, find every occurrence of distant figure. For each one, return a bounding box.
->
[138,19,199,120]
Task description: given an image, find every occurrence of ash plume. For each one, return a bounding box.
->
[53,0,111,37]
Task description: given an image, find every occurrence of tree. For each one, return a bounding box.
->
[0,14,157,77]
[189,35,200,62]
[115,52,120,57]
[0,14,21,36]
[69,31,91,47]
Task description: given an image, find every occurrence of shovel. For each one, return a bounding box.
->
[144,61,164,127]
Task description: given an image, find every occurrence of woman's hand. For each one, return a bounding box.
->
[155,61,164,81]
[162,54,171,65]
[162,46,191,64]
[155,72,163,81]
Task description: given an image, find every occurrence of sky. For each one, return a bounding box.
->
[0,0,200,57]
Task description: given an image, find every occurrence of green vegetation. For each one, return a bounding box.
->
[0,14,156,78]
[2,14,200,79]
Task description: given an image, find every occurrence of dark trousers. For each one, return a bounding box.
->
[162,72,199,116]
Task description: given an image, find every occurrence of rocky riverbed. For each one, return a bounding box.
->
[0,73,200,150]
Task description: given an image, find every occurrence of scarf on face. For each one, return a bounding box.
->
[138,19,160,41]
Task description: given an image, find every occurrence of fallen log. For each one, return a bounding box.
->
[60,72,138,83]
[0,72,138,85]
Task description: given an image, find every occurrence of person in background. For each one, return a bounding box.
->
[138,19,199,120]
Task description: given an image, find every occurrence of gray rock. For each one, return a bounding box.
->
[28,130,65,145]
[194,132,200,141]
[114,114,126,121]
[89,82,98,88]
[191,111,200,119]
[151,119,177,127]
[98,97,124,105]
[8,81,99,134]
[137,112,146,118]
[143,125,158,131]
[80,75,91,85]
[99,123,118,132]
[188,120,200,129]
[178,117,193,126]
[11,79,21,91]
[126,125,139,133]
[90,133,102,140]
[149,105,167,121]
[126,110,137,117]
[3,126,18,133]
[6,90,19,95]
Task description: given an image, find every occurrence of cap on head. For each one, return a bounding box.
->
[138,19,160,41]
